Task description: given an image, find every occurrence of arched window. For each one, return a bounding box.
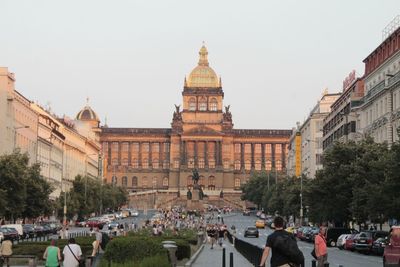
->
[208,176,215,190]
[112,176,117,185]
[122,176,128,186]
[162,177,169,187]
[234,178,241,188]
[189,97,196,111]
[142,176,147,188]
[210,98,217,111]
[132,176,138,187]
[199,97,207,111]
[234,160,241,170]
[152,158,159,169]
[255,159,261,171]
[245,160,251,170]
[152,177,157,188]
[198,158,205,169]
[132,159,139,168]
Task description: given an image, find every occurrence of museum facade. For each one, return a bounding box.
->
[99,45,292,199]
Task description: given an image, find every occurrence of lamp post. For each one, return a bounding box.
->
[299,175,303,226]
[13,125,29,150]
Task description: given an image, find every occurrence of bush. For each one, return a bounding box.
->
[140,254,170,267]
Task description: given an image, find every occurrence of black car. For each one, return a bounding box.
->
[326,228,358,247]
[22,224,36,238]
[34,225,46,237]
[372,237,387,255]
[305,228,319,242]
[244,226,259,238]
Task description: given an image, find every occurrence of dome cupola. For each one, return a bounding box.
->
[187,44,221,88]
[76,98,99,122]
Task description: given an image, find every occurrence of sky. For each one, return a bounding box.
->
[1,0,399,129]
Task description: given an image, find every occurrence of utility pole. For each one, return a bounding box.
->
[300,175,303,226]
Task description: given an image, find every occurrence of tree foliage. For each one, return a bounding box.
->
[241,134,400,227]
[0,151,53,220]
[56,175,128,219]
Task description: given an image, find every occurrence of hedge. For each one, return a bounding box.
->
[103,235,191,264]
[12,237,95,260]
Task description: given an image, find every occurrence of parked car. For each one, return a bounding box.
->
[326,228,358,247]
[86,218,105,229]
[343,233,358,251]
[22,224,36,238]
[383,226,400,267]
[33,225,46,236]
[244,226,259,238]
[243,210,251,216]
[255,220,265,229]
[298,227,311,241]
[372,237,387,256]
[130,210,139,217]
[305,227,319,243]
[337,234,347,249]
[354,231,388,254]
[0,227,19,241]
[2,224,23,238]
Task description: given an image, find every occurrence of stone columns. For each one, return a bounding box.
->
[149,142,152,168]
[271,143,276,169]
[251,143,255,169]
[205,141,208,167]
[194,141,198,167]
[240,143,244,170]
[138,142,142,167]
[261,143,265,169]
[128,142,132,166]
[118,142,121,165]
[107,142,111,165]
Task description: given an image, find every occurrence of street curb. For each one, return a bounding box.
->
[184,244,205,267]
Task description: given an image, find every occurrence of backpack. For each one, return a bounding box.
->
[273,233,305,266]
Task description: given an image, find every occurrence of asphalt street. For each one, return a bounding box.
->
[222,213,382,267]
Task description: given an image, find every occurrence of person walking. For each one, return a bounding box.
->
[63,238,82,267]
[91,227,103,256]
[314,227,328,267]
[43,239,61,267]
[0,237,12,267]
[259,216,304,267]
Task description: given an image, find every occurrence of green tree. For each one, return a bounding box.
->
[241,171,271,208]
[384,131,400,221]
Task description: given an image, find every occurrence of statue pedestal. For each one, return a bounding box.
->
[187,188,203,211]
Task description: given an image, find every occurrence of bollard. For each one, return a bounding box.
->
[229,252,233,267]
[222,247,226,267]
[311,260,316,267]
[324,263,329,267]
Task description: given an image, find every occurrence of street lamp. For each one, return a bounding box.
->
[13,125,29,150]
[299,175,303,226]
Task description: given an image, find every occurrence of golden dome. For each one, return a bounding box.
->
[76,99,99,121]
[187,45,221,88]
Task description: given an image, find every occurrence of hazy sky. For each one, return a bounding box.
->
[1,1,399,129]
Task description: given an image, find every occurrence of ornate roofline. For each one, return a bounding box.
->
[101,128,171,135]
[233,129,292,137]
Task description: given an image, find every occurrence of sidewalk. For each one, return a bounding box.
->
[192,240,253,267]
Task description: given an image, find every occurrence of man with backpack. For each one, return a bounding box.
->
[259,216,304,267]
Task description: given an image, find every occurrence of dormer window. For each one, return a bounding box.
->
[189,98,196,111]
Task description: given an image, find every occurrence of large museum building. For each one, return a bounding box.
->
[98,45,292,201]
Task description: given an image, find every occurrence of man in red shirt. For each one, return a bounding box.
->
[314,227,327,267]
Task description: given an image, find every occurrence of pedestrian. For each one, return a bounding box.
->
[63,238,82,267]
[91,227,103,256]
[0,237,13,267]
[43,239,61,267]
[259,216,304,267]
[314,226,328,267]
[218,226,224,247]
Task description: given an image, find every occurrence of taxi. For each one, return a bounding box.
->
[255,219,266,229]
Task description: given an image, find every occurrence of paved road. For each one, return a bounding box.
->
[222,213,382,267]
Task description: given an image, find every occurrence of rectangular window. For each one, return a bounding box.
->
[244,144,251,154]
[142,143,149,152]
[234,161,241,170]
[164,143,170,153]
[208,159,215,169]
[198,158,205,169]
[234,144,241,153]
[173,159,179,169]
[152,143,160,153]
[122,142,129,152]
[111,142,119,152]
[131,143,139,152]
[255,144,261,154]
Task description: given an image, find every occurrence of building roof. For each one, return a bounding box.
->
[186,45,221,88]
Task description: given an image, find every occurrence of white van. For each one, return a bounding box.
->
[2,224,23,237]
